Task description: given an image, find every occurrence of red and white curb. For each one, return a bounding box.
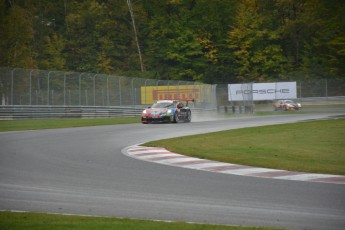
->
[124,145,345,184]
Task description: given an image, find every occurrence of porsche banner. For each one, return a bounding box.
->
[228,82,297,101]
[141,85,211,104]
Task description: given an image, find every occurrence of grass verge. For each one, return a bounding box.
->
[0,211,281,230]
[144,118,345,175]
[0,117,139,132]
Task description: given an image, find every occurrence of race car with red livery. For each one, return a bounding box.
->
[273,100,302,111]
[141,100,192,124]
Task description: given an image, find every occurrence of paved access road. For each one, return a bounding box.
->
[1,114,345,230]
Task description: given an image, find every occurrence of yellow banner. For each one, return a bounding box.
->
[141,85,210,104]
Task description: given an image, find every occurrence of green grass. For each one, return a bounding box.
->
[0,211,281,230]
[144,118,345,175]
[303,104,345,108]
[252,103,345,116]
[254,110,309,116]
[0,117,139,131]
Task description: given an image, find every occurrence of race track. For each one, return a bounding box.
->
[1,114,345,229]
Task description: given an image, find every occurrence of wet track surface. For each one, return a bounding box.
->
[1,113,345,229]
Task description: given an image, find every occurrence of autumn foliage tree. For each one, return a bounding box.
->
[1,0,344,84]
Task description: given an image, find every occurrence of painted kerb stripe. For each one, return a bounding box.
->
[124,145,345,184]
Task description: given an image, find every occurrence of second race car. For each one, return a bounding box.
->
[273,100,302,111]
[141,100,192,124]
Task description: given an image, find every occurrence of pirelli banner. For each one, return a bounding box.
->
[228,82,297,101]
[141,85,213,105]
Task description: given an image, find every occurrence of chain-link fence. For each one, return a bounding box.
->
[298,79,345,98]
[1,67,344,110]
[0,67,217,109]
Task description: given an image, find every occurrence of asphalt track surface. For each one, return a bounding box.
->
[1,113,345,229]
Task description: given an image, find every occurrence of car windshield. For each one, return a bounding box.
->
[151,102,174,109]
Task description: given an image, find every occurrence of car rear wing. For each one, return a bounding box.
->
[183,99,195,106]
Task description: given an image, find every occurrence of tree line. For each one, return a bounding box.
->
[1,0,344,84]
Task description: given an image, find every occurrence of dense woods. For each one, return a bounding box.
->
[1,0,345,84]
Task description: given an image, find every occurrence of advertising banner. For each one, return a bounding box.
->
[228,82,297,101]
[141,85,208,104]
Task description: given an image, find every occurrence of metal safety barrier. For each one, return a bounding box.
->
[0,105,218,120]
[0,105,144,119]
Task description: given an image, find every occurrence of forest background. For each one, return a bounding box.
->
[1,0,345,84]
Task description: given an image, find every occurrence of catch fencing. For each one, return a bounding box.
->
[0,67,217,109]
[0,67,344,118]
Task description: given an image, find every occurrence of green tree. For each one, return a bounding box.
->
[39,33,66,70]
[105,0,148,73]
[145,0,205,81]
[33,0,68,71]
[187,0,238,84]
[303,0,345,78]
[64,0,147,74]
[0,1,36,68]
[276,0,345,79]
[64,0,100,72]
[228,0,287,82]
[143,0,239,83]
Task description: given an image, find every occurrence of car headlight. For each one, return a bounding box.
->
[142,110,147,114]
[167,109,172,114]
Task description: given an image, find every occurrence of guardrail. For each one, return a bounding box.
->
[0,105,216,120]
[0,105,145,120]
[1,96,343,120]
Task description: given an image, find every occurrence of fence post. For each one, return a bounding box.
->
[325,79,328,98]
[144,79,149,105]
[106,75,110,106]
[131,78,135,106]
[11,68,18,105]
[29,70,35,105]
[47,71,54,105]
[85,89,88,106]
[93,74,98,106]
[63,72,67,106]
[51,90,54,105]
[78,73,86,106]
[119,76,124,106]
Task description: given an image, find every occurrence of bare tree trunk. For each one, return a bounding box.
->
[126,0,145,72]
